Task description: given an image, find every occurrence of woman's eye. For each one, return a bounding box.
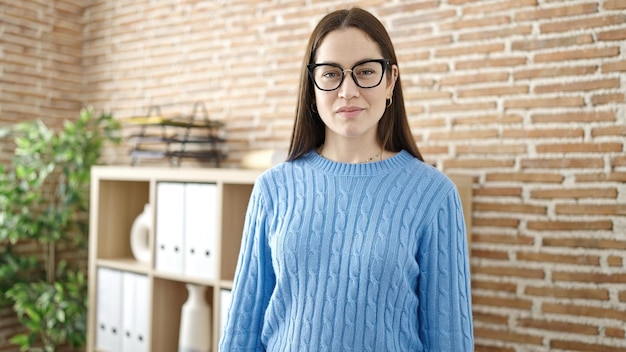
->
[323,71,341,78]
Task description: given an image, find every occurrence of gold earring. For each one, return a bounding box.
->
[386,96,393,108]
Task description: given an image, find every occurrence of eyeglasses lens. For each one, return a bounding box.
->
[312,60,385,91]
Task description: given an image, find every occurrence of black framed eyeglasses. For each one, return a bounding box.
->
[307,59,389,91]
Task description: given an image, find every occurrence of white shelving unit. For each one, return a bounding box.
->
[86,166,261,352]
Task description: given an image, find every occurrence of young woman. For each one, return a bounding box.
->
[220,7,474,351]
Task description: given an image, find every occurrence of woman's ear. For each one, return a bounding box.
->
[387,64,398,94]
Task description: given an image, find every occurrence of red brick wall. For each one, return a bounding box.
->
[0,1,84,350]
[2,0,626,351]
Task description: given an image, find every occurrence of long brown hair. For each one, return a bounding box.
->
[287,7,423,161]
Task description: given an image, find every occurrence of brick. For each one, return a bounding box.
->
[512,34,593,51]
[524,285,609,300]
[556,203,626,216]
[456,57,527,70]
[410,117,446,128]
[535,78,620,94]
[553,271,626,284]
[473,294,534,310]
[575,172,626,182]
[473,217,520,228]
[395,35,452,50]
[458,85,529,98]
[514,64,597,80]
[474,344,515,352]
[459,25,533,41]
[377,1,439,15]
[463,0,537,16]
[453,114,524,126]
[435,43,505,57]
[502,128,584,139]
[591,125,626,137]
[542,302,626,320]
[592,92,625,105]
[517,251,601,266]
[473,249,509,260]
[405,105,426,115]
[620,291,626,303]
[608,256,623,267]
[536,142,623,154]
[457,144,527,155]
[474,327,543,345]
[521,157,604,169]
[472,279,517,293]
[404,91,452,102]
[475,265,545,280]
[440,15,511,31]
[474,187,522,197]
[402,63,450,74]
[606,0,626,9]
[612,155,626,167]
[543,237,626,250]
[528,220,612,231]
[551,340,626,352]
[486,172,564,183]
[430,129,499,141]
[598,28,626,41]
[605,327,625,339]
[517,318,598,335]
[418,145,448,155]
[532,111,615,123]
[535,47,620,63]
[530,188,617,199]
[540,14,626,33]
[440,72,509,86]
[504,97,584,109]
[472,311,509,326]
[474,233,534,246]
[430,101,497,113]
[443,158,515,169]
[515,3,598,21]
[394,8,456,26]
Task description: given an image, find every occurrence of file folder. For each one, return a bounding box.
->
[121,272,150,352]
[220,289,232,337]
[96,268,123,352]
[156,182,185,274]
[184,183,218,281]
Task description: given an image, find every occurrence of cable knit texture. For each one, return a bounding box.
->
[219,150,474,351]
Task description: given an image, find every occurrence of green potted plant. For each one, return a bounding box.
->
[0,107,120,352]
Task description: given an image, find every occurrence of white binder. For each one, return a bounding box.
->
[156,182,185,274]
[184,183,218,281]
[220,289,232,337]
[134,274,150,352]
[122,272,150,352]
[121,272,136,352]
[96,268,123,352]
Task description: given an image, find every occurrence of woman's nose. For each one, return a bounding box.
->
[337,72,360,99]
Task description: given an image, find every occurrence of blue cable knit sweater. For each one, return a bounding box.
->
[220,150,474,351]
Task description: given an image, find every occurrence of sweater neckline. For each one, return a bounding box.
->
[303,149,414,176]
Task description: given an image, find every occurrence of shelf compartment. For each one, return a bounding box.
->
[151,278,214,352]
[219,183,254,282]
[95,180,150,261]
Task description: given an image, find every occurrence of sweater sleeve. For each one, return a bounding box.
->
[219,181,275,351]
[417,186,474,351]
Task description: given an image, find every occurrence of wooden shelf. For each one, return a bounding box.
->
[87,166,261,352]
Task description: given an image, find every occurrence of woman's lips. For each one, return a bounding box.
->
[336,106,363,118]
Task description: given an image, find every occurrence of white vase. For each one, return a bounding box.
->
[179,284,211,352]
[130,203,151,263]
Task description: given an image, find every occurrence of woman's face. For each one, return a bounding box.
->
[312,27,397,143]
